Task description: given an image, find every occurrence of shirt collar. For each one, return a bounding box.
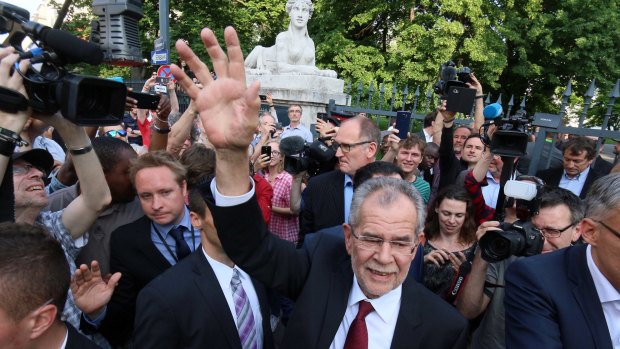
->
[154,206,192,238]
[344,174,353,187]
[563,165,590,181]
[586,245,620,303]
[348,274,402,323]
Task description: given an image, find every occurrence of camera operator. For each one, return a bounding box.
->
[0,47,112,346]
[455,184,584,349]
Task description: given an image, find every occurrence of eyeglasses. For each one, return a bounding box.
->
[350,230,417,256]
[13,163,46,176]
[332,140,372,153]
[271,150,281,156]
[105,130,127,138]
[537,223,575,238]
[596,220,620,240]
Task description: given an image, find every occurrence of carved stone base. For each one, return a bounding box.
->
[246,73,349,128]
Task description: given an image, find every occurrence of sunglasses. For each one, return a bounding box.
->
[105,130,127,138]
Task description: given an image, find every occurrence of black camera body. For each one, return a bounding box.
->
[1,1,127,125]
[479,220,544,263]
[487,110,532,157]
[284,139,336,176]
[433,60,473,97]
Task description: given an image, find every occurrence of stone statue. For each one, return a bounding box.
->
[244,0,337,78]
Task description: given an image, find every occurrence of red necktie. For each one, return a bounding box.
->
[344,301,375,349]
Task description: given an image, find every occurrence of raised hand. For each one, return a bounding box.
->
[171,27,260,152]
[0,47,31,128]
[71,261,122,318]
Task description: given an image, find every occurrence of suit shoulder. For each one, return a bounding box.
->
[111,215,148,242]
[308,170,342,185]
[409,281,467,327]
[141,255,195,298]
[507,246,582,281]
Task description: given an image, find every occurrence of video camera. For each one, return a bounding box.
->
[432,60,473,97]
[483,109,532,157]
[478,180,545,262]
[280,136,336,176]
[0,1,126,125]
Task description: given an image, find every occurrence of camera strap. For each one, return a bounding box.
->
[445,242,478,304]
[0,86,29,114]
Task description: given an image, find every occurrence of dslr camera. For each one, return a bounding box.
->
[0,1,126,125]
[282,138,336,176]
[479,220,544,263]
[432,60,473,97]
[484,109,532,157]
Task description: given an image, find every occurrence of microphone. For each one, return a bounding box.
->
[280,136,307,156]
[20,21,103,65]
[483,103,503,120]
[38,27,103,65]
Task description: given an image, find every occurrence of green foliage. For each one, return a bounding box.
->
[49,0,620,128]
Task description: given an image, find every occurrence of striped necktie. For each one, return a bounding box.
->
[231,268,258,349]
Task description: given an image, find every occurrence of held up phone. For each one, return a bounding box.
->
[276,122,283,130]
[259,95,267,101]
[128,92,161,110]
[446,86,476,114]
[317,112,329,122]
[261,145,272,160]
[394,111,412,140]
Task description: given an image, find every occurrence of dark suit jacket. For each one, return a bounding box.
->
[83,215,174,346]
[133,249,274,349]
[66,323,102,349]
[300,170,345,238]
[536,166,604,199]
[505,245,613,349]
[210,195,468,349]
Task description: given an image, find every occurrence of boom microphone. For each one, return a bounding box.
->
[38,27,104,65]
[280,136,307,156]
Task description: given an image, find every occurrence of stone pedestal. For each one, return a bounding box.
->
[246,73,349,128]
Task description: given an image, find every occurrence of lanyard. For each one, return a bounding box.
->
[152,224,196,263]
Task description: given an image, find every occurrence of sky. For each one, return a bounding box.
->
[5,0,42,17]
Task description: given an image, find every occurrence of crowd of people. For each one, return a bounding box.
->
[1,21,619,349]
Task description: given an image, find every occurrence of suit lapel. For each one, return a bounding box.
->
[568,245,613,349]
[136,217,173,271]
[580,169,599,199]
[252,276,273,348]
[390,280,424,349]
[191,251,242,349]
[316,256,354,349]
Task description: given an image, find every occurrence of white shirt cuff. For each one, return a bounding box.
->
[210,176,255,207]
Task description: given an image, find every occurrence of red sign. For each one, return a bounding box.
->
[156,65,176,83]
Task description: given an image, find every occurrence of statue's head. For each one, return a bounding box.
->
[286,0,314,19]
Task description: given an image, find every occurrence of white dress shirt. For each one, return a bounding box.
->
[329,275,401,349]
[586,245,620,349]
[203,248,263,349]
[559,166,590,197]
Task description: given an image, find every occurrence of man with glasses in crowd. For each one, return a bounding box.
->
[505,173,620,349]
[280,104,313,143]
[456,186,584,349]
[300,116,380,241]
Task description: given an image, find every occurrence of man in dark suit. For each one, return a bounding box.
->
[0,223,101,349]
[81,151,201,346]
[300,116,380,239]
[505,173,620,349]
[537,136,604,199]
[171,29,467,349]
[133,180,274,348]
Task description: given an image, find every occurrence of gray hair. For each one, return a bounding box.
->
[584,173,620,220]
[348,177,426,237]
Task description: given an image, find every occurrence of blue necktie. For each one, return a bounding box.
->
[169,226,191,260]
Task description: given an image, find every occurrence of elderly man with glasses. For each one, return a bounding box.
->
[505,173,620,349]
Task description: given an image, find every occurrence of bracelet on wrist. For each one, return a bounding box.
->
[0,137,15,156]
[443,118,455,124]
[268,104,274,108]
[154,114,169,125]
[151,124,171,134]
[0,127,28,147]
[69,144,93,155]
[475,95,484,99]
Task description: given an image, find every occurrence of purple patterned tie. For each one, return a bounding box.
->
[231,268,257,349]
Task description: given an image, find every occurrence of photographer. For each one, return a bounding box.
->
[0,47,111,345]
[455,185,584,349]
